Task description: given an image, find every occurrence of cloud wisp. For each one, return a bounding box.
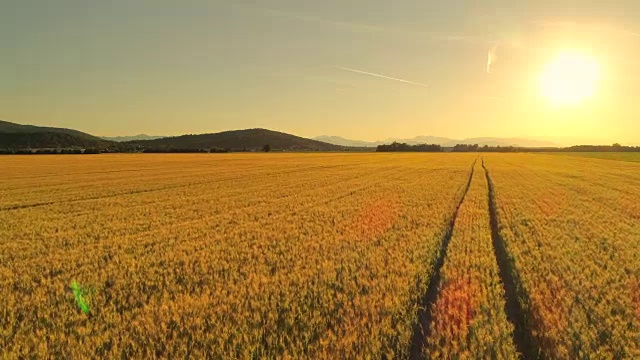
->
[487,45,498,74]
[333,66,429,87]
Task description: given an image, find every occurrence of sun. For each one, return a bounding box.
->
[538,50,600,106]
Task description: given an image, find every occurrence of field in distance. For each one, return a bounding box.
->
[1,153,639,358]
[552,151,640,163]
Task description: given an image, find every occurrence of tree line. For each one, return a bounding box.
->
[376,142,443,152]
[376,143,528,152]
[376,142,640,153]
[450,144,526,152]
[142,148,229,153]
[562,144,640,152]
[0,144,276,155]
[3,143,640,155]
[0,148,102,155]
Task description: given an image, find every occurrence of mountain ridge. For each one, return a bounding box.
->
[313,135,559,148]
[0,120,112,149]
[0,120,104,141]
[0,120,350,151]
[125,128,349,151]
[0,119,585,151]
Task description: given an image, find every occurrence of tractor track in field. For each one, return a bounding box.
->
[409,157,477,360]
[482,157,537,360]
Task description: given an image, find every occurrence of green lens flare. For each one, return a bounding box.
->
[71,281,90,314]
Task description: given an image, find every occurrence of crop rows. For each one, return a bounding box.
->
[484,154,640,358]
[423,159,518,359]
[1,153,474,358]
[3,153,640,358]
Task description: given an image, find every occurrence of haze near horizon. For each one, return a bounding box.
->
[2,1,639,145]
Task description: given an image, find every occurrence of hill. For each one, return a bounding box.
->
[0,119,558,151]
[0,120,112,149]
[0,121,354,151]
[127,128,349,151]
[0,120,103,140]
[0,132,112,149]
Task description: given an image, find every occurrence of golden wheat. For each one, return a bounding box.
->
[0,153,474,358]
[484,153,640,358]
[425,159,518,359]
[4,153,638,358]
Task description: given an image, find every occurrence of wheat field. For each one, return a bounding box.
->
[1,153,639,358]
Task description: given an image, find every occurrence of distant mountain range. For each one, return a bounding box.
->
[314,135,559,148]
[101,134,166,142]
[0,119,569,151]
[0,120,347,151]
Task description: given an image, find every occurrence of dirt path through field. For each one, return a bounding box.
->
[483,158,536,359]
[409,158,477,360]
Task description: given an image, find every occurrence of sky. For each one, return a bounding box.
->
[2,1,640,145]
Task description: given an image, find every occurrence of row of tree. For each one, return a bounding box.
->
[562,144,640,152]
[4,143,640,155]
[376,142,443,152]
[376,143,526,152]
[142,144,273,153]
[377,142,640,153]
[142,148,228,153]
[0,148,103,155]
[450,144,527,152]
[0,145,275,155]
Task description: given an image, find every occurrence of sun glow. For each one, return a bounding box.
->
[538,51,601,106]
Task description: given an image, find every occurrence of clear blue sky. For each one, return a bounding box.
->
[2,1,639,144]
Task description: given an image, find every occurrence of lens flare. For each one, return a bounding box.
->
[538,50,600,106]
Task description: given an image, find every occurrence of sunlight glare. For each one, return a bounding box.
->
[538,50,600,106]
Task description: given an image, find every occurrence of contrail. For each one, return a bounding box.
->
[333,66,429,87]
